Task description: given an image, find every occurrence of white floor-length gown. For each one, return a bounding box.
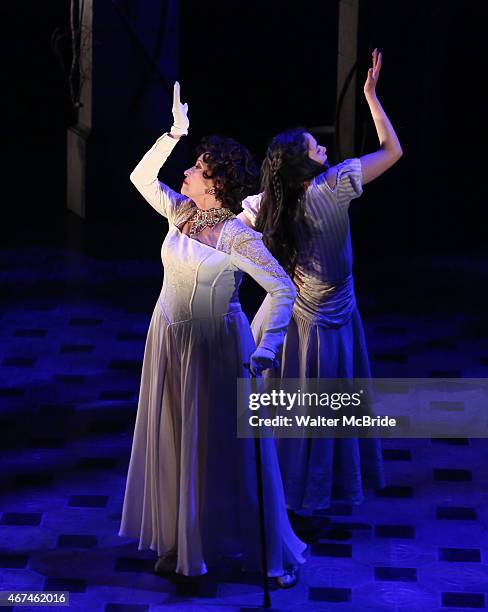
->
[118,133,306,576]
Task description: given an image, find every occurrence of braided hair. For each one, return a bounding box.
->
[254,129,326,275]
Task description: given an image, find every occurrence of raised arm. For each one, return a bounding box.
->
[129,82,190,218]
[359,49,403,185]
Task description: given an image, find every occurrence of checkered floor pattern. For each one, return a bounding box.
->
[1,236,487,611]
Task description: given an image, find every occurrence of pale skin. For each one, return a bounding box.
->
[169,82,222,242]
[168,84,282,378]
[180,155,220,211]
[237,48,403,225]
[325,48,403,187]
[177,155,224,243]
[170,83,220,212]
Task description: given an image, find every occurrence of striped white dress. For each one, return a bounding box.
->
[243,159,385,510]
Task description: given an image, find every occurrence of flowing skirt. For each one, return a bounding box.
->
[119,302,306,575]
[252,294,385,510]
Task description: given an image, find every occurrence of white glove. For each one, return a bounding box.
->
[170,81,189,137]
[249,346,279,377]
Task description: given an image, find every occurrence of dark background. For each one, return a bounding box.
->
[1,0,486,259]
[1,5,487,606]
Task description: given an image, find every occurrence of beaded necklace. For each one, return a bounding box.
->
[189,207,235,237]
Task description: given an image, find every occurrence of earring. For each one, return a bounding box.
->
[204,187,216,196]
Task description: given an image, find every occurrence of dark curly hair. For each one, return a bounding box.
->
[254,128,326,275]
[196,136,258,213]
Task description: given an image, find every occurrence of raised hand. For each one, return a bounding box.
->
[364,48,382,97]
[170,81,189,137]
[359,47,403,185]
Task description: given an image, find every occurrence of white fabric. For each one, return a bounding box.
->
[170,81,189,137]
[120,132,305,576]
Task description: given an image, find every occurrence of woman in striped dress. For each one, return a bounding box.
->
[239,49,402,512]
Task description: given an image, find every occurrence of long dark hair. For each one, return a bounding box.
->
[254,128,325,275]
[196,136,258,213]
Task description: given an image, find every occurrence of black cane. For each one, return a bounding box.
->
[247,365,272,609]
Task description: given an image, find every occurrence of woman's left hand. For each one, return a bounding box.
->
[363,48,382,97]
[249,346,279,377]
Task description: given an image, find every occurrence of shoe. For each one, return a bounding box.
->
[154,553,177,575]
[276,567,299,589]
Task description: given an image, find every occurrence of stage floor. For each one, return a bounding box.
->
[1,214,487,611]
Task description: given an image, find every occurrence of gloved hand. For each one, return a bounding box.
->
[249,346,279,377]
[170,81,189,137]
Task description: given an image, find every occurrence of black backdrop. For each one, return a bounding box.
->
[1,0,486,256]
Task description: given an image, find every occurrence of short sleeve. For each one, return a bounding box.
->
[310,158,363,208]
[241,193,263,227]
[335,158,363,206]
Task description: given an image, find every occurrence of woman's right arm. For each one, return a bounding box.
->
[130,82,189,218]
[324,49,402,190]
[130,132,183,218]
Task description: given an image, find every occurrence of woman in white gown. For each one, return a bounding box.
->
[118,83,306,585]
[239,50,403,512]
